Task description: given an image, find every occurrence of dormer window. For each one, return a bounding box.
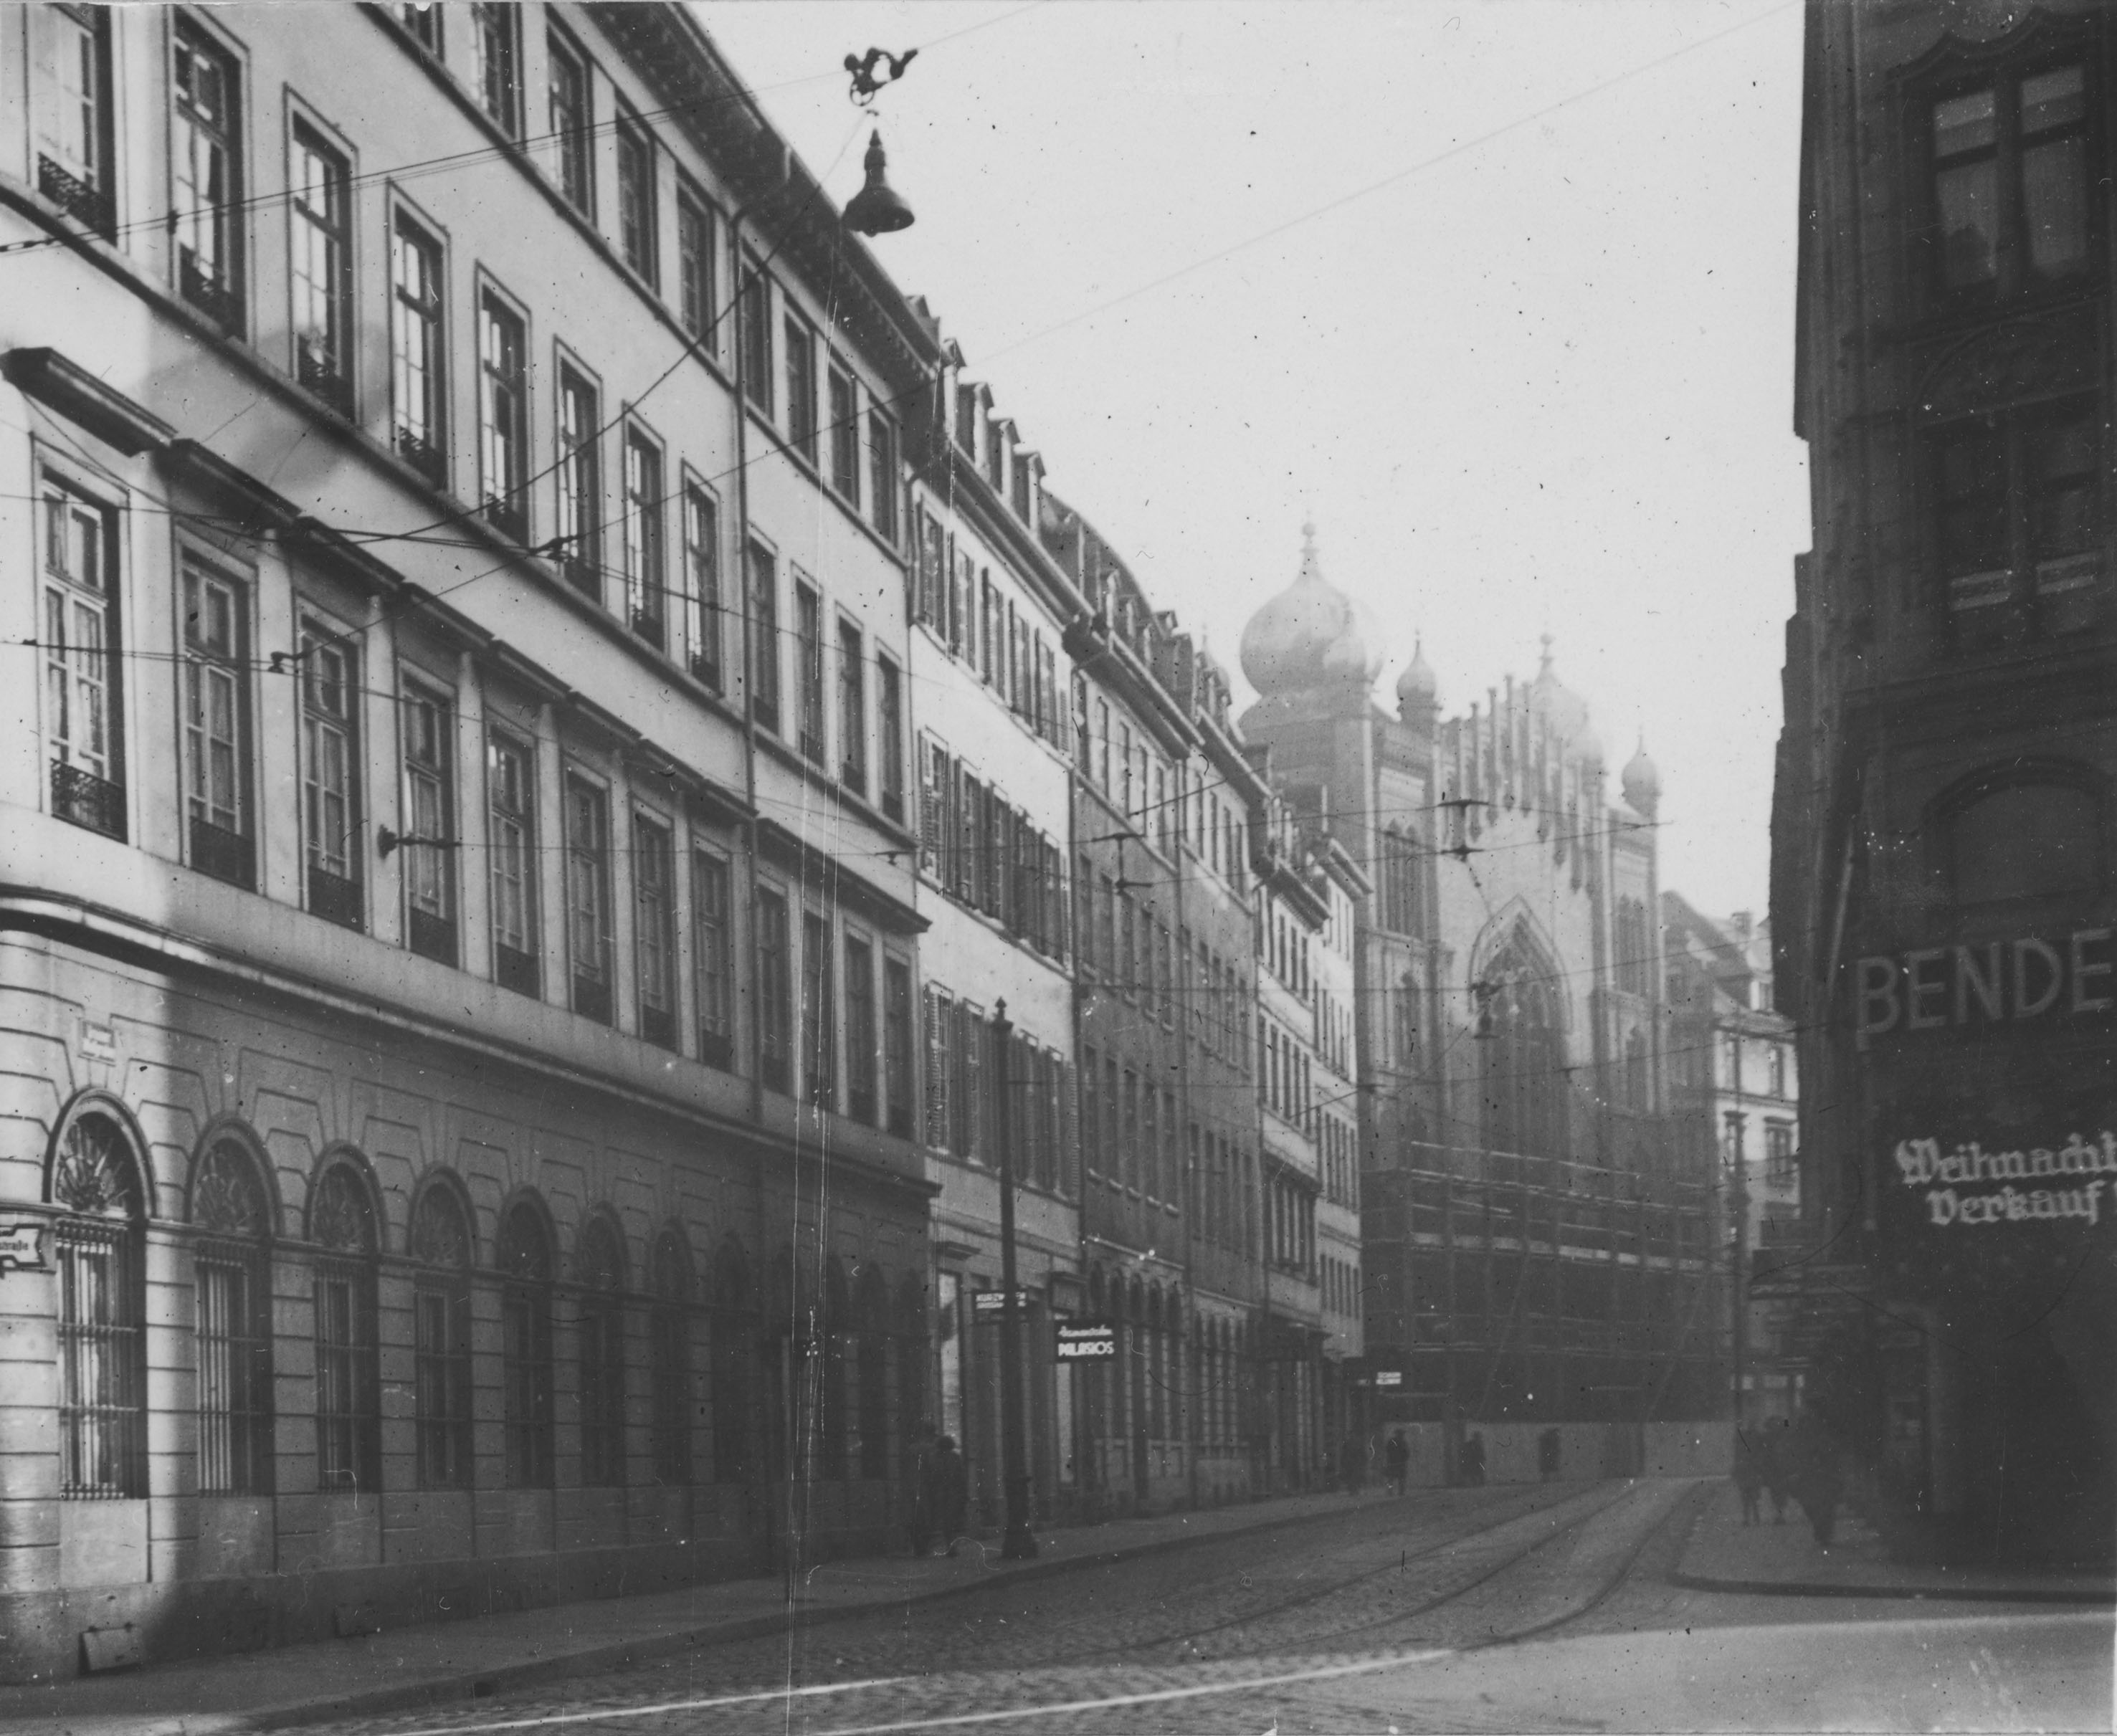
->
[955,383,978,455]
[1926,60,2093,304]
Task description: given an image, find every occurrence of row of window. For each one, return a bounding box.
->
[1321,1115,1359,1211]
[912,512,1067,754]
[915,736,1068,959]
[1258,900,1314,1001]
[918,988,1071,1191]
[52,1114,928,1501]
[1265,1172,1317,1278]
[1321,1252,1362,1322]
[1261,1017,1315,1138]
[1076,1044,1260,1256]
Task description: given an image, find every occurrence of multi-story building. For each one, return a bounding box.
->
[1238,532,1722,1442]
[1309,834,1369,1444]
[0,3,943,1678]
[1774,0,2114,1559]
[1664,899,1801,1421]
[902,345,1083,1521]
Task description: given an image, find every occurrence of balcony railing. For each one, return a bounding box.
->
[689,652,721,692]
[639,1003,675,1050]
[407,907,455,966]
[572,973,612,1026]
[179,248,241,334]
[308,865,364,931]
[38,155,114,241]
[52,761,124,840]
[395,424,447,487]
[495,943,540,998]
[298,348,354,419]
[189,816,253,890]
[631,609,665,651]
[482,495,528,545]
[561,555,601,600]
[698,1028,734,1072]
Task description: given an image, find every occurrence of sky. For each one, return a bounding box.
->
[701,0,1811,917]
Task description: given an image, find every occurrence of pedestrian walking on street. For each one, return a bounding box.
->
[928,1434,970,1556]
[1384,1430,1409,1497]
[1731,1427,1765,1526]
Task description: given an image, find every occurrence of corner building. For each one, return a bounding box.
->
[1237,533,1723,1448]
[1774,0,2114,1560]
[0,3,941,1678]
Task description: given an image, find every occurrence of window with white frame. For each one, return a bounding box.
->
[685,486,721,690]
[42,477,123,839]
[400,679,455,964]
[623,429,665,647]
[290,123,353,413]
[565,773,612,1024]
[693,847,733,1069]
[634,811,676,1049]
[487,729,538,996]
[298,621,361,929]
[37,5,114,237]
[181,556,249,888]
[172,22,241,330]
[390,210,447,485]
[478,291,528,539]
[555,366,601,598]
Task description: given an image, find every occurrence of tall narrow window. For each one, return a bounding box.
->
[883,957,913,1138]
[795,581,825,763]
[555,368,601,597]
[740,259,771,411]
[685,487,721,690]
[290,125,353,414]
[784,317,817,460]
[391,212,447,485]
[845,933,877,1125]
[693,849,733,1069]
[757,887,791,1092]
[299,623,362,930]
[748,545,780,732]
[177,556,248,885]
[401,681,455,964]
[623,431,665,647]
[710,1249,755,1482]
[576,1218,626,1487]
[828,368,860,502]
[313,1161,379,1492]
[488,731,538,996]
[867,411,898,541]
[54,1113,145,1499]
[499,1203,554,1488]
[478,293,528,540]
[1929,63,2093,301]
[616,117,657,286]
[877,657,904,824]
[838,621,867,794]
[38,5,114,239]
[677,190,715,344]
[650,1231,692,1486]
[547,29,593,214]
[470,1,519,134]
[43,481,122,839]
[803,910,836,1110]
[634,812,675,1048]
[410,1184,472,1489]
[566,776,612,1024]
[191,1140,272,1496]
[172,24,241,331]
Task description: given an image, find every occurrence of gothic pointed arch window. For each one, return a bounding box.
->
[410,1181,472,1487]
[191,1135,274,1494]
[499,1200,556,1487]
[1476,925,1568,1160]
[650,1228,693,1487]
[576,1213,626,1487]
[710,1241,756,1483]
[52,1107,146,1499]
[311,1155,379,1490]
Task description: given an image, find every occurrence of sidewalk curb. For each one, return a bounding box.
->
[1667,1566,2116,1605]
[144,1492,1419,1733]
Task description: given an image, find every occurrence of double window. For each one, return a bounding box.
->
[401,681,455,964]
[867,411,898,541]
[487,730,539,996]
[883,958,913,1137]
[299,621,362,929]
[173,24,241,331]
[478,292,529,540]
[623,431,665,646]
[566,774,612,1023]
[390,212,448,485]
[748,545,780,732]
[740,258,772,410]
[845,933,877,1125]
[290,124,353,414]
[555,368,601,597]
[877,657,904,823]
[802,910,835,1110]
[42,482,123,839]
[1928,61,2093,303]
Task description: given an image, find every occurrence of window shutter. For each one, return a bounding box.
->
[923,986,949,1148]
[956,999,983,1160]
[918,737,942,877]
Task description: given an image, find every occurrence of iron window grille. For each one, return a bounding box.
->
[54,1115,145,1500]
[577,1221,626,1487]
[192,1140,273,1497]
[500,1206,555,1487]
[313,1163,380,1492]
[410,1186,472,1487]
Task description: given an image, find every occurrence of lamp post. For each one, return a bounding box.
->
[991,1001,1039,1560]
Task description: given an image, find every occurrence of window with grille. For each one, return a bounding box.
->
[500,1203,554,1487]
[803,910,836,1111]
[555,368,601,598]
[54,1112,144,1499]
[634,813,675,1049]
[410,1185,472,1487]
[391,212,447,484]
[172,23,241,330]
[566,776,612,1023]
[313,1162,379,1492]
[623,431,665,645]
[650,1231,692,1485]
[42,480,123,839]
[685,487,721,690]
[693,849,733,1069]
[547,29,592,214]
[290,123,352,411]
[401,680,455,964]
[616,116,656,285]
[748,545,779,731]
[577,1218,626,1487]
[487,730,538,995]
[181,555,250,886]
[191,1140,272,1495]
[479,293,528,539]
[677,189,715,344]
[299,623,362,928]
[470,1,518,134]
[757,887,791,1093]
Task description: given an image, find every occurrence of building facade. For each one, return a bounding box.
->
[1237,534,1724,1441]
[1774,0,2114,1560]
[0,2,944,1679]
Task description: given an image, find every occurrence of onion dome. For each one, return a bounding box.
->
[1531,635,1602,765]
[1622,735,1662,818]
[1396,636,1438,712]
[1238,520,1384,697]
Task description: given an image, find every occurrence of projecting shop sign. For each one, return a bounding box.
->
[1055,1320,1116,1360]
